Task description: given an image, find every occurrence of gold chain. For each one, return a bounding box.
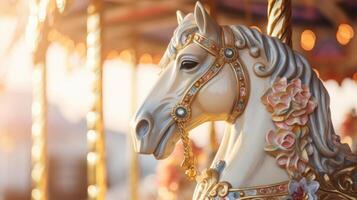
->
[178,122,197,180]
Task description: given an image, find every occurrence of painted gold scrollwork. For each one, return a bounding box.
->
[332,165,357,196]
[194,168,220,200]
[310,165,357,200]
[208,181,232,198]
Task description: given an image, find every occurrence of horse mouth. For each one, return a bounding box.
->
[153,121,176,159]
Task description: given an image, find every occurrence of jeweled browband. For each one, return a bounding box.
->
[170,26,250,180]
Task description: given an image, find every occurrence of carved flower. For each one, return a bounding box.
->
[265,129,296,151]
[262,77,317,130]
[262,77,317,177]
[288,178,319,200]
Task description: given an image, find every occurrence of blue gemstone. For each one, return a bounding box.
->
[224,48,234,58]
[176,107,187,118]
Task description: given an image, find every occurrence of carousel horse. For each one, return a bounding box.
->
[132,2,357,199]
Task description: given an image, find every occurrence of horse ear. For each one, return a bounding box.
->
[176,10,185,25]
[194,1,220,39]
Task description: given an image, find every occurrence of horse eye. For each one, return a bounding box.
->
[180,60,198,70]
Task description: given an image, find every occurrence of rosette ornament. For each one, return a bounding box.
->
[262,77,317,177]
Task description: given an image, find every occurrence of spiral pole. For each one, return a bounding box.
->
[28,0,50,199]
[267,0,293,47]
[86,0,107,199]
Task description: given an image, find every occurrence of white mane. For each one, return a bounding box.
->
[166,13,357,175]
[230,25,357,174]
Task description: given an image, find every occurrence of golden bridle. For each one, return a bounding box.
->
[170,26,250,180]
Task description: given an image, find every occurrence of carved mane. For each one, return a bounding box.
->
[230,25,357,175]
[165,13,357,175]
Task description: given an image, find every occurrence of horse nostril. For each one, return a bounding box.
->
[135,118,150,138]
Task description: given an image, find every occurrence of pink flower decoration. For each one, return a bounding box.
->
[262,77,317,177]
[262,78,317,130]
[266,129,296,151]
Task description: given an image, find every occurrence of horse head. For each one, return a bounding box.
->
[131,1,357,199]
[132,2,239,159]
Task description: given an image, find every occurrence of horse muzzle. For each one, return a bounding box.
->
[132,111,155,154]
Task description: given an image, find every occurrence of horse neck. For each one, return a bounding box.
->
[210,79,289,187]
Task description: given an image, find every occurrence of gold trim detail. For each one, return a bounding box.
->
[307,166,357,200]
[171,26,250,180]
[86,1,107,200]
[194,168,290,200]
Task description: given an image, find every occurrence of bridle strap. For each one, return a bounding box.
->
[171,26,250,180]
[223,26,250,123]
[172,26,249,124]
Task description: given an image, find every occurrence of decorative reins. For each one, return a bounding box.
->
[170,26,250,180]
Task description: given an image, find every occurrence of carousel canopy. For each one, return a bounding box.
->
[3,0,357,82]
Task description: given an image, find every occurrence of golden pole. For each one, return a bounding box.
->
[267,0,293,47]
[204,0,218,163]
[86,0,107,200]
[31,62,48,200]
[129,49,140,200]
[28,0,50,199]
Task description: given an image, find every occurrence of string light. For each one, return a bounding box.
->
[300,29,316,51]
[106,50,119,59]
[55,0,66,13]
[119,49,132,62]
[139,53,153,64]
[86,1,107,200]
[336,23,354,45]
[31,62,48,200]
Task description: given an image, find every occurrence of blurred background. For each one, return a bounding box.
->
[0,0,357,200]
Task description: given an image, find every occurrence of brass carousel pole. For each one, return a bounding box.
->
[267,0,293,47]
[204,0,218,162]
[86,0,107,200]
[128,0,140,198]
[28,0,50,199]
[129,48,139,200]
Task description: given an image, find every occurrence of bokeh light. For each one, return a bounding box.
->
[301,29,316,51]
[336,23,354,45]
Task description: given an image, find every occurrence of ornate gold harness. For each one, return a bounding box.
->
[171,26,250,181]
[169,26,357,200]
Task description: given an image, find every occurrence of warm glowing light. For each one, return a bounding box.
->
[32,189,43,200]
[250,26,262,33]
[25,15,39,52]
[336,23,354,45]
[119,50,132,62]
[88,185,99,198]
[38,0,50,22]
[32,145,41,160]
[87,152,98,164]
[31,163,44,182]
[87,111,98,126]
[75,43,86,56]
[107,50,119,59]
[139,53,153,64]
[300,29,316,51]
[56,0,66,13]
[153,54,162,64]
[87,130,98,142]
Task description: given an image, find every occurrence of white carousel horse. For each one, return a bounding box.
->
[132,2,357,199]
